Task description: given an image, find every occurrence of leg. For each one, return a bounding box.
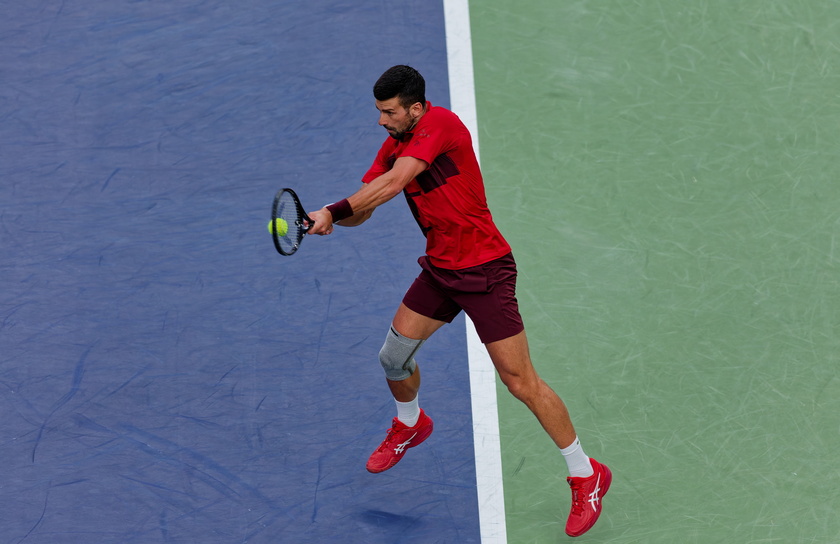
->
[386,303,447,402]
[366,303,444,473]
[485,330,577,449]
[487,331,612,537]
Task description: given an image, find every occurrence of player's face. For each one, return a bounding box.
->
[376,97,421,140]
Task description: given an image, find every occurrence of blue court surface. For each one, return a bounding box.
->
[2,2,482,542]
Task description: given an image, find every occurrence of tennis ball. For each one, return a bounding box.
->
[268,218,288,236]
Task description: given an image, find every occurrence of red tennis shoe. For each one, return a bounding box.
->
[366,410,434,473]
[565,458,612,537]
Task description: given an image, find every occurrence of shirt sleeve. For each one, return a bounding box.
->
[361,141,394,183]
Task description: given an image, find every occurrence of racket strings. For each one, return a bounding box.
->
[274,192,306,254]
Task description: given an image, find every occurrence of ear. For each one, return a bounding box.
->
[409,101,425,117]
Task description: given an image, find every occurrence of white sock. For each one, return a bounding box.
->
[395,396,420,427]
[560,437,594,478]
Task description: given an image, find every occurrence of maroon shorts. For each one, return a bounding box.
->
[402,252,524,344]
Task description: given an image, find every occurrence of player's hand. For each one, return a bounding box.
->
[306,208,334,236]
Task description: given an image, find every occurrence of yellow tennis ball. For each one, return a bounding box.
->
[268,218,288,236]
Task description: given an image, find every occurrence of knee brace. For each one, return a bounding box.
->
[379,327,423,381]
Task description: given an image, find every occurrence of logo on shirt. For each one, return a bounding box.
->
[413,129,431,144]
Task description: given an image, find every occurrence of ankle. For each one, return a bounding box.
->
[560,437,594,478]
[395,396,420,427]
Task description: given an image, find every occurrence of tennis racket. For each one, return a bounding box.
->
[270,188,312,256]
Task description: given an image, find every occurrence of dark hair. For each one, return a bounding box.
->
[373,65,426,109]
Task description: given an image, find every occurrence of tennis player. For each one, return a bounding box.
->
[307,65,610,537]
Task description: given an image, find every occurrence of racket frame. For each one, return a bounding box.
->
[270,188,312,256]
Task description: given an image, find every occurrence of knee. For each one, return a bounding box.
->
[379,327,423,381]
[500,373,543,404]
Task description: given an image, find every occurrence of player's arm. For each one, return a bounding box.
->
[331,184,374,227]
[346,156,428,213]
[308,156,427,234]
[333,207,373,227]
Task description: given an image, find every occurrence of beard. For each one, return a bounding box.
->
[388,130,407,141]
[385,115,419,141]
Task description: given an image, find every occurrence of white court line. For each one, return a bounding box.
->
[443,1,508,542]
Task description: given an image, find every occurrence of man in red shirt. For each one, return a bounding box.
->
[307,65,610,537]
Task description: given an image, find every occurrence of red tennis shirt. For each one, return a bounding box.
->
[362,102,511,270]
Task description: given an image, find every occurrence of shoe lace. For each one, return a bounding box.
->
[375,427,398,452]
[568,479,585,516]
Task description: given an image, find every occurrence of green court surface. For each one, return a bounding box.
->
[471,2,840,542]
